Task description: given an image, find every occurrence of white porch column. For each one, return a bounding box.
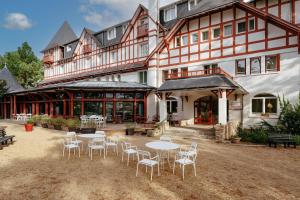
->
[218,90,227,125]
[159,93,168,122]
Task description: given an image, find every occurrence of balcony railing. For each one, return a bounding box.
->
[137,24,149,38]
[83,44,92,54]
[165,67,233,80]
[43,55,54,65]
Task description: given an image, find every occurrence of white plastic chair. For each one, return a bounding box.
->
[62,138,80,160]
[121,142,137,166]
[95,131,106,135]
[178,142,198,158]
[105,136,119,156]
[173,151,197,180]
[66,132,83,150]
[88,138,106,160]
[159,135,172,168]
[136,150,160,181]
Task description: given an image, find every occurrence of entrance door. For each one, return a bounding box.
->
[194,96,218,125]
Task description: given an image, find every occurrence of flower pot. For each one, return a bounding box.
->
[54,125,62,130]
[41,123,48,128]
[231,137,241,144]
[24,124,33,132]
[80,128,96,134]
[68,127,79,132]
[126,128,135,136]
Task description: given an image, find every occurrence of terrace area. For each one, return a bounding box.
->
[0,122,299,200]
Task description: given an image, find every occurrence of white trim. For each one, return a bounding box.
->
[107,28,116,40]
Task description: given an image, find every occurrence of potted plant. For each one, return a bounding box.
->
[230,135,241,144]
[32,115,42,126]
[65,118,80,132]
[125,123,136,136]
[41,116,50,128]
[52,117,65,130]
[24,118,34,132]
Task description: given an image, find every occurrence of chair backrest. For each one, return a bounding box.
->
[66,132,76,137]
[91,138,105,145]
[121,142,131,150]
[136,150,150,162]
[190,142,198,151]
[63,138,74,146]
[160,136,172,142]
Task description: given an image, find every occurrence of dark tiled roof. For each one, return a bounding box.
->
[38,62,146,86]
[0,65,24,93]
[42,21,77,52]
[179,0,239,19]
[158,75,241,91]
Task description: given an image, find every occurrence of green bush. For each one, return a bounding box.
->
[32,115,42,124]
[51,117,66,126]
[41,116,51,124]
[27,118,34,125]
[238,126,268,144]
[65,118,80,128]
[294,135,300,145]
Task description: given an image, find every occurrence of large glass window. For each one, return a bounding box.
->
[237,21,246,33]
[224,24,232,36]
[74,101,81,116]
[252,94,278,115]
[249,18,255,31]
[140,43,149,57]
[201,31,209,41]
[266,55,279,72]
[213,28,221,39]
[188,0,201,10]
[191,33,199,44]
[84,102,102,115]
[236,59,246,75]
[250,57,261,74]
[107,28,116,40]
[136,102,145,117]
[182,35,189,46]
[85,92,104,99]
[167,97,178,114]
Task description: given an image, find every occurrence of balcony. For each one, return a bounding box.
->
[137,24,149,38]
[43,55,54,65]
[165,67,233,80]
[83,44,92,54]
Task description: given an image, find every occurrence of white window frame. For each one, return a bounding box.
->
[181,35,189,46]
[251,95,278,116]
[248,17,255,31]
[140,43,149,57]
[191,32,199,44]
[237,21,246,33]
[107,28,116,40]
[223,24,233,37]
[139,71,148,84]
[122,24,128,34]
[110,51,117,63]
[164,5,177,22]
[66,45,72,52]
[188,0,201,11]
[201,30,209,42]
[175,36,181,47]
[212,27,221,39]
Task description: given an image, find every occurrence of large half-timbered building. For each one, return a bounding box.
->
[1,0,300,128]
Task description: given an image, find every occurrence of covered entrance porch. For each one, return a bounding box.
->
[157,72,247,126]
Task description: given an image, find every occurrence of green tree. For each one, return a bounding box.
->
[0,42,43,88]
[0,80,7,98]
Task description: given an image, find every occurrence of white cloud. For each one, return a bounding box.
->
[81,0,148,29]
[3,13,33,30]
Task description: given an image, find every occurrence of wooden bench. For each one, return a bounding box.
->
[268,134,296,148]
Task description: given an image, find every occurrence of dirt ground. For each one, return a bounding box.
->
[0,122,299,200]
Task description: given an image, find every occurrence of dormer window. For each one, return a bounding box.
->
[188,0,201,10]
[107,28,116,40]
[122,24,128,34]
[164,5,177,22]
[66,45,72,52]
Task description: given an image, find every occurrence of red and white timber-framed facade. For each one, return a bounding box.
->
[1,0,300,128]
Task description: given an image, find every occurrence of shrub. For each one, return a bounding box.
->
[65,118,80,128]
[51,117,66,126]
[262,94,300,135]
[32,115,42,124]
[238,126,268,144]
[294,135,300,146]
[41,116,51,124]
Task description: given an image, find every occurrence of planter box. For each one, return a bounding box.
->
[24,124,34,132]
[41,123,48,129]
[54,125,62,130]
[126,128,135,136]
[79,128,96,134]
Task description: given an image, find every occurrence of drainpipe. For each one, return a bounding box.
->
[241,94,244,128]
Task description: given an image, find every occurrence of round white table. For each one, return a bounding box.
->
[146,141,180,171]
[77,134,105,139]
[146,141,180,151]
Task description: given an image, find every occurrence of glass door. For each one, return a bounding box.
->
[105,102,114,122]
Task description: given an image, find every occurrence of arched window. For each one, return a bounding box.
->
[252,93,278,115]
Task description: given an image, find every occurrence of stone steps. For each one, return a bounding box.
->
[163,126,215,140]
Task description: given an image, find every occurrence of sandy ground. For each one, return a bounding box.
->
[0,122,299,200]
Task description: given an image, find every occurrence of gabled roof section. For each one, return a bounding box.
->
[42,21,77,52]
[147,0,300,63]
[120,4,148,43]
[73,28,102,55]
[0,64,24,93]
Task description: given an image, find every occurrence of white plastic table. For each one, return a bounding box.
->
[77,134,105,139]
[146,141,180,170]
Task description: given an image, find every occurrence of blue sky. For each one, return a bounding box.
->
[0,0,146,58]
